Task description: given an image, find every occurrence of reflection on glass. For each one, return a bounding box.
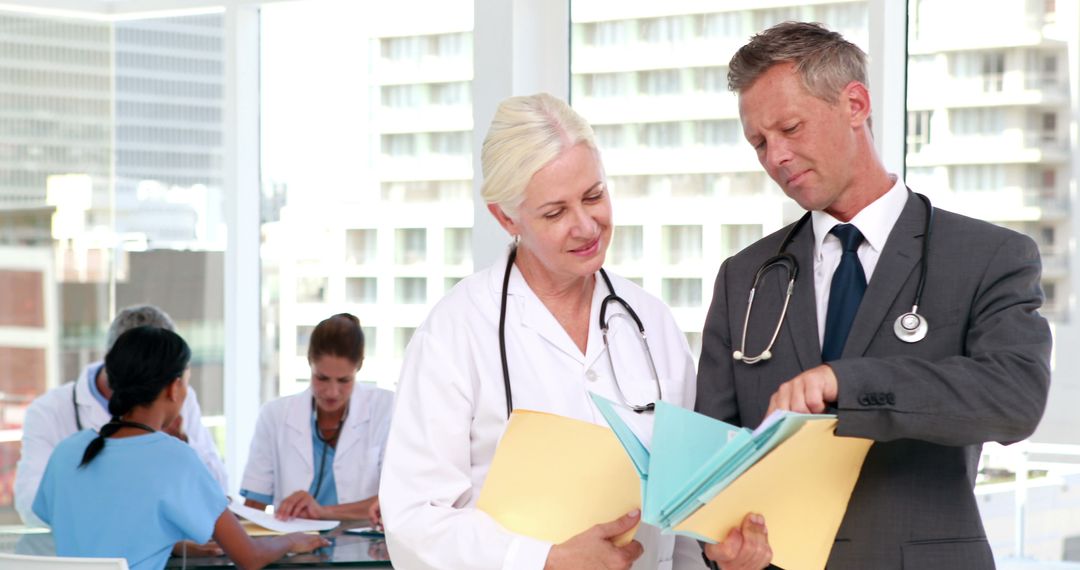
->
[572,1,868,368]
[395,278,427,305]
[908,0,1080,559]
[395,229,427,265]
[0,10,225,521]
[661,278,701,308]
[261,0,474,396]
[345,229,377,265]
[346,277,377,304]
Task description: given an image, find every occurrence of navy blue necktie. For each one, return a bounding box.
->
[822,224,866,362]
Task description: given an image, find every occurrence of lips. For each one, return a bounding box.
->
[570,237,600,256]
[785,169,810,186]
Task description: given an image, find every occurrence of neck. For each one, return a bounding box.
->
[514,247,595,310]
[317,406,346,425]
[112,407,166,437]
[825,167,894,222]
[95,367,112,400]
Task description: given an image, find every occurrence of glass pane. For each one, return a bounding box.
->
[907,0,1078,559]
[0,11,225,523]
[261,0,474,397]
[571,1,869,350]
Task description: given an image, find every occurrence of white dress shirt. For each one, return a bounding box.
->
[811,176,909,345]
[380,248,707,570]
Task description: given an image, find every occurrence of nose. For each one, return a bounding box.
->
[763,136,792,171]
[568,206,598,238]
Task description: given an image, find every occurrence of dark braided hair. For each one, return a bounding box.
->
[79,326,192,468]
[307,313,365,367]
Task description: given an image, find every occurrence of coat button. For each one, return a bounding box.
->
[585,369,598,382]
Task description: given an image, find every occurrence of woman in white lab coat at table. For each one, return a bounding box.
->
[380,94,735,570]
[240,313,394,523]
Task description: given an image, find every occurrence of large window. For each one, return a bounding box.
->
[260,0,474,399]
[571,0,868,351]
[0,10,225,522]
[0,4,1074,562]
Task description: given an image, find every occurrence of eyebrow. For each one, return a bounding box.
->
[535,181,605,210]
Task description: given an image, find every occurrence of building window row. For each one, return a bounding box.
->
[380,32,471,63]
[577,66,729,99]
[381,81,470,109]
[380,131,471,158]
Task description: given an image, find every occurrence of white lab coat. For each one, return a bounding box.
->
[240,384,394,506]
[381,250,708,570]
[14,362,227,526]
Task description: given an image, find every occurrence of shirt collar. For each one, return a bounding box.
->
[86,362,109,411]
[811,175,908,259]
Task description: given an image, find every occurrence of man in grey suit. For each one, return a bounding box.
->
[697,22,1053,570]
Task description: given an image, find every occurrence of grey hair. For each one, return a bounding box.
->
[106,305,175,350]
[480,93,599,217]
[728,21,868,104]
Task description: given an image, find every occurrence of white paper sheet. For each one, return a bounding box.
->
[228,498,339,533]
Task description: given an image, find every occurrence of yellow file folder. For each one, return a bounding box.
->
[476,410,641,546]
[673,418,872,569]
[478,404,872,570]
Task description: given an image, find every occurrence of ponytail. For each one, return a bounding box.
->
[79,419,125,468]
[79,326,191,468]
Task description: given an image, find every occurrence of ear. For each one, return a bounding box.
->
[843,80,872,128]
[165,377,183,402]
[487,203,519,237]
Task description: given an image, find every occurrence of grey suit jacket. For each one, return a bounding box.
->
[696,191,1052,570]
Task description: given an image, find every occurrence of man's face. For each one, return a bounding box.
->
[738,62,863,216]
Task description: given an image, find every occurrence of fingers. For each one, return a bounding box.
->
[704,513,772,569]
[705,527,744,563]
[738,513,772,568]
[276,492,305,520]
[616,539,645,563]
[768,365,839,416]
[594,509,641,539]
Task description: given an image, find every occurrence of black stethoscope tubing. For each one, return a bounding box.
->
[498,245,660,419]
[734,192,934,364]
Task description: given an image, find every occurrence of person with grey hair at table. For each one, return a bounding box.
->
[15,304,227,530]
[696,21,1051,569]
[380,92,766,570]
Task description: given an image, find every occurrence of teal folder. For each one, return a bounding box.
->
[591,393,829,532]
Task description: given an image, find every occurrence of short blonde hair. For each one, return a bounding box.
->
[480,93,598,216]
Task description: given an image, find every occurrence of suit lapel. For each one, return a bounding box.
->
[844,191,926,357]
[784,219,822,370]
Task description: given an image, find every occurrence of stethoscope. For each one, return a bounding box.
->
[733,192,935,365]
[310,398,346,498]
[498,245,662,419]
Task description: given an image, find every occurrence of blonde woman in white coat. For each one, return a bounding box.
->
[241,313,394,524]
[380,93,712,570]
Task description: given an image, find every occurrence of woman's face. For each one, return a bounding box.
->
[310,354,358,415]
[495,143,612,285]
[163,367,190,427]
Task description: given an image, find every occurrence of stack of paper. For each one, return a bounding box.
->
[591,394,872,569]
[228,498,340,534]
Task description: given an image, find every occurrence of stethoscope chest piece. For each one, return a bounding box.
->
[893,309,928,343]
